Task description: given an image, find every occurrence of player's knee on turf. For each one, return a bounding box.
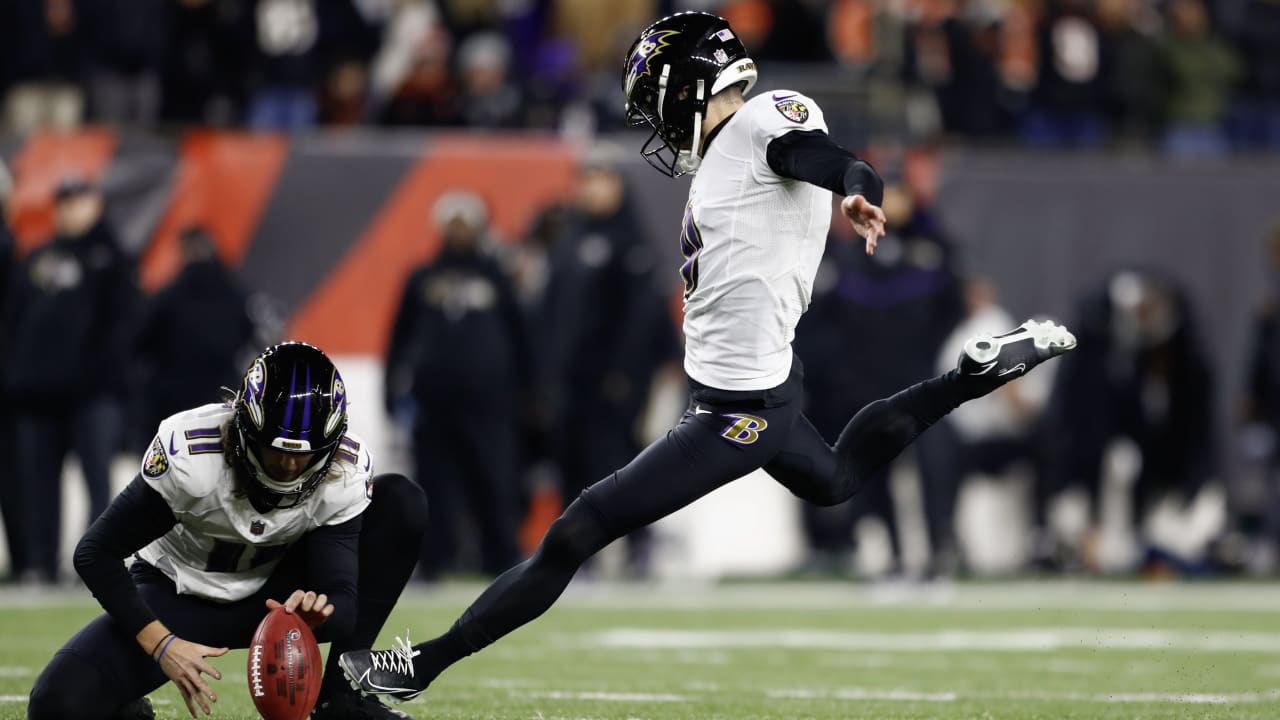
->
[537,497,614,568]
[29,653,113,720]
[370,473,429,539]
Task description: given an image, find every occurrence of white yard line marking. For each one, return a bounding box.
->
[0,696,27,702]
[991,689,1280,704]
[771,688,958,702]
[770,687,1280,705]
[524,691,686,702]
[591,627,1280,653]
[0,667,32,677]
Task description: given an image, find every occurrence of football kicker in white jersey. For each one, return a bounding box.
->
[681,89,832,391]
[136,403,373,602]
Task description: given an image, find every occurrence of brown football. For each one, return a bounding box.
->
[247,607,323,720]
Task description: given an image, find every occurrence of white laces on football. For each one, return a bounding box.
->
[369,631,420,677]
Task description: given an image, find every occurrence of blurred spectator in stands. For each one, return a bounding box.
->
[242,0,375,130]
[793,178,963,578]
[456,31,522,128]
[319,56,370,126]
[1239,221,1280,571]
[244,0,322,130]
[133,226,256,435]
[542,143,678,578]
[915,278,1055,577]
[161,0,247,125]
[1020,0,1110,149]
[0,161,19,583]
[1226,0,1280,151]
[1040,270,1214,571]
[507,203,573,529]
[1156,0,1241,158]
[375,8,462,126]
[757,0,833,63]
[904,0,1006,139]
[552,0,652,74]
[81,0,167,126]
[0,0,87,134]
[1097,0,1162,146]
[435,0,504,44]
[385,191,529,580]
[2,176,137,585]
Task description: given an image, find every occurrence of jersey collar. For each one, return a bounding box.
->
[700,111,737,157]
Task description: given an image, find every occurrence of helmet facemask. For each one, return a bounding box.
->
[626,70,707,177]
[233,422,343,511]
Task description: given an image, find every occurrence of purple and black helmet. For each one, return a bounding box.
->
[233,341,348,509]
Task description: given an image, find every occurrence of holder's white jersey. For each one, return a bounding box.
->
[135,404,373,602]
[682,89,832,391]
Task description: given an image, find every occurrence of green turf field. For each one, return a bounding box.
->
[4,580,1280,719]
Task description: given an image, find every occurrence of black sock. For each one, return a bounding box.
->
[411,627,474,685]
[411,499,613,682]
[834,370,969,484]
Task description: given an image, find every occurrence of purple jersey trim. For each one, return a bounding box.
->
[184,427,221,439]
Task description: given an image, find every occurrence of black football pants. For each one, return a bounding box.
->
[442,361,963,656]
[27,474,427,720]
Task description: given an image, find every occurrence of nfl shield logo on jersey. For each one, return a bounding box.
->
[250,520,265,536]
[774,99,809,124]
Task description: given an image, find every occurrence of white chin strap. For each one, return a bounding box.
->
[657,67,707,176]
[676,81,705,175]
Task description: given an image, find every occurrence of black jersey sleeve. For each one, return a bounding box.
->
[304,514,361,640]
[72,474,178,636]
[765,129,884,206]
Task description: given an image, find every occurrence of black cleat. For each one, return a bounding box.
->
[958,319,1076,388]
[110,697,154,720]
[312,689,415,719]
[339,633,427,704]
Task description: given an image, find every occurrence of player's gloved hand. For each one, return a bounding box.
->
[841,194,886,255]
[154,635,227,717]
[266,589,334,629]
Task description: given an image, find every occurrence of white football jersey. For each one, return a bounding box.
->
[682,89,833,391]
[136,404,373,602]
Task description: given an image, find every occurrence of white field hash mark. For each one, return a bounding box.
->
[770,687,1280,705]
[525,691,686,702]
[503,687,1280,707]
[590,627,1280,653]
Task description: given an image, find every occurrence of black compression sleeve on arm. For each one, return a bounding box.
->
[766,130,884,206]
[305,515,361,640]
[73,475,177,636]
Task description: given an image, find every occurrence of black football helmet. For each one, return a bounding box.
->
[232,342,348,510]
[622,11,757,177]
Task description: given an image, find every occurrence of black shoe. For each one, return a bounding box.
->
[339,633,427,704]
[958,319,1076,388]
[312,689,414,719]
[110,697,154,720]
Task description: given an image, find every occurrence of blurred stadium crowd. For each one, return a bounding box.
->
[1,0,1279,153]
[1,0,1280,589]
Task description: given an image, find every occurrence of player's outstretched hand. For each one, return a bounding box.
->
[155,636,227,717]
[266,589,334,629]
[841,194,886,255]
